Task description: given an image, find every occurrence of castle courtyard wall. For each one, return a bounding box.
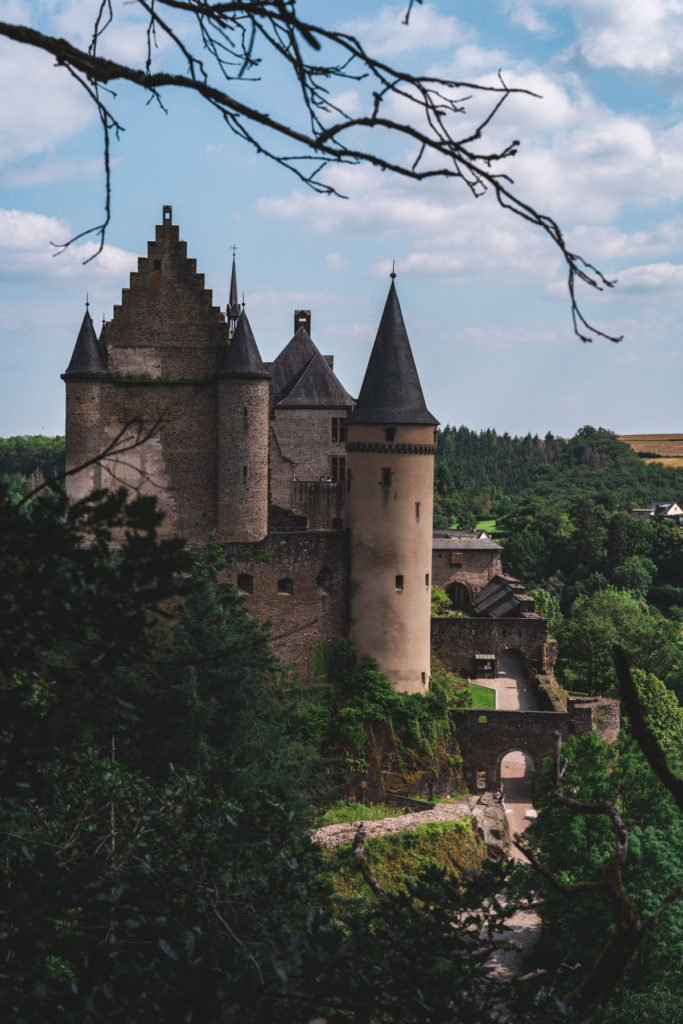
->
[221,531,348,673]
[431,615,554,679]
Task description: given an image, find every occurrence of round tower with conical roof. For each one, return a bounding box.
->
[61,303,110,503]
[345,278,438,693]
[217,309,270,542]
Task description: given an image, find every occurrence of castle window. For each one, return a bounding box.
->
[415,501,420,520]
[380,467,392,488]
[330,456,345,484]
[153,259,161,271]
[330,417,347,443]
[243,465,248,478]
[450,552,463,566]
[237,573,253,595]
[421,672,426,687]
[384,427,396,443]
[316,565,333,594]
[278,577,293,596]
[243,406,248,418]
[425,573,430,587]
[395,574,404,592]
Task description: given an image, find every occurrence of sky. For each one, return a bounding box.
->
[1,0,683,438]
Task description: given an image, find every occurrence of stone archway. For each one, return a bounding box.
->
[446,579,472,610]
[497,748,535,793]
[498,648,526,679]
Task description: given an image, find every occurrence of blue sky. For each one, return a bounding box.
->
[2,0,683,438]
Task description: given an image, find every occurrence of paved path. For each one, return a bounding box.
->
[470,651,542,711]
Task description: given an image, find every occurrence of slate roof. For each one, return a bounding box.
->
[63,309,108,377]
[218,310,269,378]
[432,529,501,551]
[471,575,536,619]
[276,351,353,408]
[348,280,438,426]
[269,325,353,409]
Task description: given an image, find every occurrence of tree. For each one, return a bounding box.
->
[0,1,619,342]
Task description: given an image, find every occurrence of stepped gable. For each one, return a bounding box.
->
[348,279,438,426]
[275,350,353,408]
[63,308,108,377]
[104,205,228,379]
[268,325,319,403]
[218,310,269,378]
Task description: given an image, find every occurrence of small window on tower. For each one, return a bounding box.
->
[395,574,404,592]
[243,465,248,478]
[278,577,294,596]
[425,573,430,587]
[243,406,248,418]
[421,672,426,687]
[415,501,421,520]
[330,456,346,484]
[153,259,161,271]
[384,427,396,442]
[381,468,392,488]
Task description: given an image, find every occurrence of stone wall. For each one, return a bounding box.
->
[456,698,620,790]
[270,407,349,511]
[431,615,554,679]
[221,531,347,673]
[431,547,502,595]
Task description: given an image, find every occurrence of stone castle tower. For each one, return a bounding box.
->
[346,277,438,693]
[62,206,442,692]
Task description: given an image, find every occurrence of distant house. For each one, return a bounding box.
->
[630,501,683,522]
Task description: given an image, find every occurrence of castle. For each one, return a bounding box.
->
[62,206,551,692]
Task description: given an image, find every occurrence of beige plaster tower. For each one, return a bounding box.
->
[346,277,438,693]
[217,310,270,542]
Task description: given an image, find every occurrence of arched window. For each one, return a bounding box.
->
[237,573,253,594]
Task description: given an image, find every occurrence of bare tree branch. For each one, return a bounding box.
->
[0,3,621,343]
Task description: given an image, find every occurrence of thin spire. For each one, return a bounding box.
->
[227,247,241,336]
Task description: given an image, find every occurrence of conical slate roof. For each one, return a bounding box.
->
[348,280,437,425]
[63,308,108,377]
[268,325,319,402]
[276,351,353,408]
[218,310,269,378]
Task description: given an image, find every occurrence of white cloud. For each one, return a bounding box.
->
[339,3,468,56]
[0,208,138,283]
[609,262,683,296]
[2,157,104,187]
[503,1,556,36]
[0,40,95,166]
[326,252,349,271]
[525,0,683,75]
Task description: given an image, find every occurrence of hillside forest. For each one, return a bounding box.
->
[1,427,682,1022]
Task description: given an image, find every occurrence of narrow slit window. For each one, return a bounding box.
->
[381,468,392,488]
[385,427,396,442]
[415,501,420,520]
[425,573,430,587]
[395,574,404,592]
[243,465,248,478]
[421,672,426,687]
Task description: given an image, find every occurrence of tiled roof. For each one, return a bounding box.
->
[218,311,269,378]
[63,309,108,377]
[471,575,535,618]
[348,280,438,426]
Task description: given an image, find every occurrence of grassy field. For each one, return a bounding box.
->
[467,682,496,709]
[317,800,405,826]
[620,434,683,466]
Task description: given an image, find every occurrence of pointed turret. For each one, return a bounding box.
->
[348,279,437,426]
[218,310,269,379]
[63,306,108,377]
[226,250,242,337]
